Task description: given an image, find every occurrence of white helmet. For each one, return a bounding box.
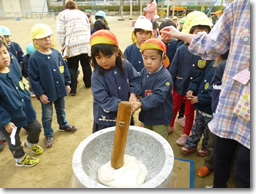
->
[133,16,153,31]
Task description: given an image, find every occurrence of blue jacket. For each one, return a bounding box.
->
[28,49,71,102]
[187,61,216,114]
[124,43,144,72]
[169,44,212,96]
[139,66,173,125]
[8,42,24,66]
[164,38,177,65]
[0,58,36,128]
[92,59,141,126]
[22,54,30,78]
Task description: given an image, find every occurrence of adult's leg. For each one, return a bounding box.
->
[79,54,92,88]
[67,56,79,94]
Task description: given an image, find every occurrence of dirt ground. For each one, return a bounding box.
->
[0,15,237,188]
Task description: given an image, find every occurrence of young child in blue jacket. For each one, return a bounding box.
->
[29,24,77,148]
[0,39,43,167]
[168,16,213,146]
[132,39,173,139]
[124,16,153,72]
[90,30,141,132]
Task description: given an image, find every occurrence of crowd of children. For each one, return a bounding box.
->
[0,0,250,188]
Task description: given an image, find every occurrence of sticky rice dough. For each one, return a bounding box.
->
[98,155,148,188]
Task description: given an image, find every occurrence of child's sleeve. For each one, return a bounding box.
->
[140,75,172,110]
[169,49,179,84]
[16,43,24,65]
[92,74,121,112]
[187,72,203,94]
[28,57,45,96]
[0,105,11,128]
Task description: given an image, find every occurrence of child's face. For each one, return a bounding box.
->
[95,51,117,70]
[4,36,11,45]
[33,35,52,50]
[192,27,209,35]
[142,49,163,73]
[135,30,152,46]
[0,45,10,70]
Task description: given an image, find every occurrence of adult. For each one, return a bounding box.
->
[160,0,250,188]
[143,0,157,22]
[56,0,91,96]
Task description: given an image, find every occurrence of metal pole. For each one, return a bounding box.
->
[129,0,133,19]
[140,0,143,16]
[172,0,175,17]
[118,0,125,21]
[167,0,169,18]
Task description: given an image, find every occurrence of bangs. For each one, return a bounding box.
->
[91,44,118,57]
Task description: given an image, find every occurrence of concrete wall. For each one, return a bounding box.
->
[0,0,22,17]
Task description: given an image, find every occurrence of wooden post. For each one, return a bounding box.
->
[111,101,132,169]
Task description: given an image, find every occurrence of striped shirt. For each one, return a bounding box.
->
[188,0,250,149]
[56,9,91,58]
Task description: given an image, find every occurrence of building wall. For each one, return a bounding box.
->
[0,0,22,17]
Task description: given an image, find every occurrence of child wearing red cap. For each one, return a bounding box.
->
[90,30,141,132]
[132,39,173,139]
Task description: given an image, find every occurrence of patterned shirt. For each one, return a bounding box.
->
[188,0,250,149]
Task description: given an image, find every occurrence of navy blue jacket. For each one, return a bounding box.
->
[164,38,177,65]
[28,49,71,102]
[0,58,36,128]
[187,61,216,114]
[8,42,24,66]
[169,44,212,96]
[22,54,30,78]
[124,43,144,72]
[92,59,141,126]
[139,66,173,125]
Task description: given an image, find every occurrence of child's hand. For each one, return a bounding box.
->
[40,94,50,104]
[66,85,71,94]
[189,96,199,104]
[4,122,16,133]
[186,90,193,99]
[129,93,138,103]
[132,101,142,113]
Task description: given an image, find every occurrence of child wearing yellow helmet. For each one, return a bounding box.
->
[29,23,77,148]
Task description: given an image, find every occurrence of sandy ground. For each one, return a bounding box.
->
[0,15,237,188]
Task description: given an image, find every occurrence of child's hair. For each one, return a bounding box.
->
[152,21,159,30]
[159,20,177,31]
[91,44,124,75]
[0,39,8,50]
[94,19,108,32]
[134,28,152,35]
[189,25,211,34]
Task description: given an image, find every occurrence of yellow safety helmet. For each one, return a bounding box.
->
[31,23,55,49]
[182,11,207,34]
[189,15,212,31]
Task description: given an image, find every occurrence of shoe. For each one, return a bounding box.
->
[197,148,208,157]
[16,155,39,167]
[44,136,53,148]
[176,117,185,128]
[176,133,188,146]
[23,141,44,155]
[59,124,77,132]
[198,165,213,177]
[180,146,197,155]
[69,93,76,96]
[168,126,174,134]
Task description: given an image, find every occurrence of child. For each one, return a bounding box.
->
[92,19,109,34]
[91,10,110,34]
[197,51,229,178]
[29,24,77,148]
[180,59,216,156]
[90,30,141,132]
[132,39,173,139]
[0,26,24,67]
[124,16,153,72]
[168,15,213,146]
[22,43,35,97]
[0,39,43,167]
[159,19,177,65]
[152,15,160,38]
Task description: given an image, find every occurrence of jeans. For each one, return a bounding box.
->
[0,120,41,159]
[41,97,68,137]
[213,136,250,188]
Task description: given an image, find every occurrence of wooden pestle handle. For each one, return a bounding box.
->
[111,101,132,169]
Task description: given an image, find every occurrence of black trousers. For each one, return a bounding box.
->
[213,135,250,188]
[67,54,92,94]
[0,120,41,159]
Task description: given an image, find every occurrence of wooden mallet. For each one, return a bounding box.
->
[111,101,132,169]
